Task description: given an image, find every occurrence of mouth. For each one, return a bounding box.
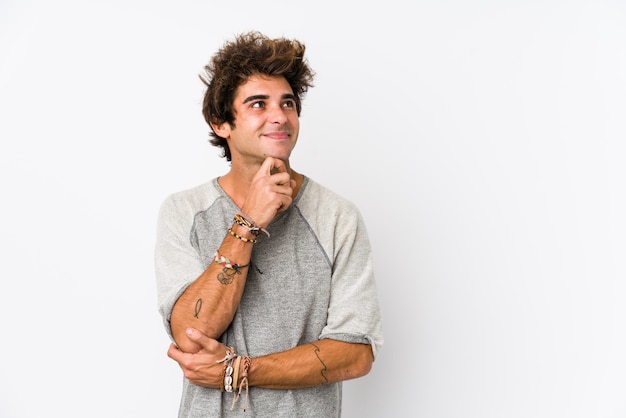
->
[263,131,290,140]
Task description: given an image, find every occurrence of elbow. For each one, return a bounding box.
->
[171,326,202,354]
[349,362,372,381]
[170,318,209,354]
[345,343,374,380]
[355,352,373,379]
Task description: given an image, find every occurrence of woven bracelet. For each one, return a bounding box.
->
[213,251,263,281]
[230,355,252,412]
[213,251,249,270]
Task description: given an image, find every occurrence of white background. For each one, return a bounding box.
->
[1,0,625,417]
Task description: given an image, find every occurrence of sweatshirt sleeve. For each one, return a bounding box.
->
[154,193,205,341]
[299,181,384,360]
[320,203,384,360]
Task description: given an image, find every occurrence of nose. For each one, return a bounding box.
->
[268,104,287,125]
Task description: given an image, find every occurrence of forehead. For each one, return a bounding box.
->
[235,74,293,99]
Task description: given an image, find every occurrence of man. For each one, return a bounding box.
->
[155,31,383,417]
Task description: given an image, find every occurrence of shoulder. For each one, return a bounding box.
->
[158,179,221,219]
[296,177,363,229]
[298,177,359,212]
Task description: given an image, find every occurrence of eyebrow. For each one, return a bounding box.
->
[242,93,297,104]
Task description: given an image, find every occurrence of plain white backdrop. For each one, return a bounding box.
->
[1,0,625,417]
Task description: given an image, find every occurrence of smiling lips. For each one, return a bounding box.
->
[264,131,291,140]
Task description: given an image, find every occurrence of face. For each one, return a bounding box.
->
[214,74,300,166]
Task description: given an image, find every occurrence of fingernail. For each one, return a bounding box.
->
[186,328,195,337]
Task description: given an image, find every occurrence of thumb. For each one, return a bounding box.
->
[185,327,205,343]
[185,328,222,352]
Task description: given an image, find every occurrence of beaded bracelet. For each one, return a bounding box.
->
[228,228,257,244]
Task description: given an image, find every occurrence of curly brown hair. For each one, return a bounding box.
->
[200,31,316,161]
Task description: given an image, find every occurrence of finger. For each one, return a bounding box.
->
[185,328,221,352]
[276,189,294,211]
[273,179,295,199]
[254,158,291,189]
[167,343,182,361]
[260,156,288,176]
[185,327,206,344]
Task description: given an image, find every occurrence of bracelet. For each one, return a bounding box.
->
[234,213,270,238]
[219,360,226,392]
[218,347,252,412]
[232,355,242,392]
[213,251,263,283]
[214,251,251,284]
[216,346,236,393]
[229,355,252,412]
[224,360,234,393]
[213,251,250,270]
[238,356,252,412]
[228,228,257,244]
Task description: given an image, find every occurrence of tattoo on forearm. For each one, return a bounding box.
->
[217,267,240,285]
[194,298,202,318]
[310,343,329,383]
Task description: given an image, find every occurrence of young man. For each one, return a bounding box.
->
[155,31,383,417]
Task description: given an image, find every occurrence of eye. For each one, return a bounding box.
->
[251,101,265,109]
[282,100,296,109]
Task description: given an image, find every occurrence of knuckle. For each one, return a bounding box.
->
[181,359,195,370]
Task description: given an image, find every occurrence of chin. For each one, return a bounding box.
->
[262,150,292,161]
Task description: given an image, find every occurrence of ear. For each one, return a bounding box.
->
[210,118,232,139]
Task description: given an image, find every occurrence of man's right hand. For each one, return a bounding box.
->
[240,157,296,228]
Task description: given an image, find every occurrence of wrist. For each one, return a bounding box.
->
[234,212,270,238]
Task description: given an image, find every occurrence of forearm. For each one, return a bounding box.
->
[248,339,373,389]
[170,224,255,352]
[167,332,375,393]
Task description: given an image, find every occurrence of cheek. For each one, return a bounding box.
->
[289,115,300,130]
